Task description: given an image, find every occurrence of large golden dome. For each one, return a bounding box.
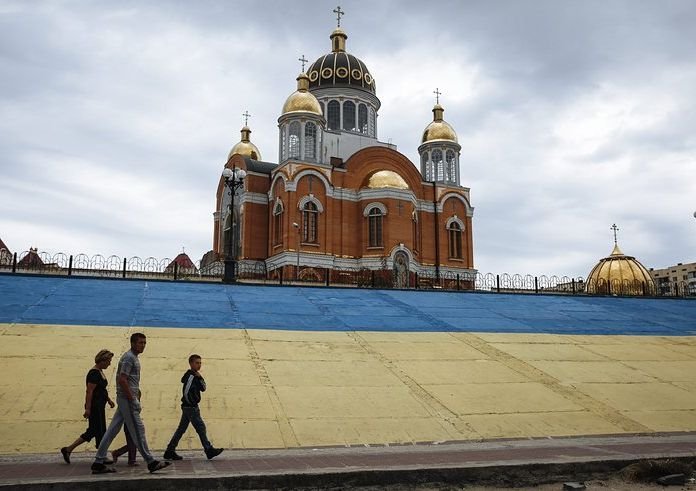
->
[228,126,261,160]
[586,244,655,295]
[282,73,322,116]
[422,104,458,143]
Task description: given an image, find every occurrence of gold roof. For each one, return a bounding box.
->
[366,170,410,190]
[422,104,458,143]
[228,126,261,160]
[586,243,655,295]
[282,72,322,116]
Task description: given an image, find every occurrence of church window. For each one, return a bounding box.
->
[368,207,383,247]
[343,101,356,131]
[327,100,340,130]
[421,153,429,180]
[280,127,287,161]
[273,202,283,246]
[448,222,463,259]
[304,122,317,161]
[288,121,301,159]
[358,104,368,134]
[432,149,443,181]
[446,150,456,182]
[302,201,318,243]
[368,107,376,137]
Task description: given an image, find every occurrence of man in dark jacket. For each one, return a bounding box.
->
[163,354,223,460]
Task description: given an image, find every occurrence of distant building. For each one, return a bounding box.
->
[17,247,45,268]
[649,261,696,295]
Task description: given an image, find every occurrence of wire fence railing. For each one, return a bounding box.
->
[1,248,694,298]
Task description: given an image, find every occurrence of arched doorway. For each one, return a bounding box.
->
[393,251,409,288]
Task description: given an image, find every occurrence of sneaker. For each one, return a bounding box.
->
[163,450,183,461]
[205,447,224,460]
[147,460,171,473]
[60,447,70,464]
[91,462,116,474]
[103,458,114,465]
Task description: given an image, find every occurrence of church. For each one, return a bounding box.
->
[209,9,475,286]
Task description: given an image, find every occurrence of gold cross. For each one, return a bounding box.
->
[242,111,251,126]
[610,223,620,245]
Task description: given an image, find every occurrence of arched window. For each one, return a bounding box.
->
[273,202,283,246]
[280,127,287,161]
[288,121,301,159]
[302,201,318,243]
[448,222,463,259]
[327,100,340,130]
[368,207,383,247]
[304,122,316,161]
[343,101,356,131]
[421,153,429,181]
[368,107,376,136]
[431,149,443,181]
[358,104,368,134]
[446,150,456,182]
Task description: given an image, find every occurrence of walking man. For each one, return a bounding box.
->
[91,332,170,474]
[164,354,223,460]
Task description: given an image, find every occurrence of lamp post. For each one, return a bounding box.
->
[222,167,247,283]
[292,222,300,282]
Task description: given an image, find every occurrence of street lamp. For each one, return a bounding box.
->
[292,222,300,281]
[221,167,246,283]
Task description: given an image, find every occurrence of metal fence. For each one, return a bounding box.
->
[1,248,694,298]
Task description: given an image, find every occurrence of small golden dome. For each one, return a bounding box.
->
[586,243,655,295]
[366,170,410,190]
[228,126,261,160]
[422,104,458,143]
[282,73,322,116]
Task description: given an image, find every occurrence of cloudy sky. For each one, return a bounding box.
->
[1,0,695,277]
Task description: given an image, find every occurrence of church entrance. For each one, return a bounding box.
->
[393,251,409,289]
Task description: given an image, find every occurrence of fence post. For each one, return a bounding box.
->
[12,253,17,273]
[279,268,283,285]
[642,281,646,296]
[456,273,460,291]
[68,255,73,276]
[325,268,330,287]
[173,262,178,281]
[371,270,375,288]
[607,280,611,295]
[122,258,127,278]
[415,271,419,289]
[572,278,576,294]
[534,276,539,294]
[496,274,500,293]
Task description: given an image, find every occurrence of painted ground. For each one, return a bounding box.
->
[0,275,694,455]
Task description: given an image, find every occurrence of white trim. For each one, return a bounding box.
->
[298,194,324,213]
[273,198,284,215]
[269,172,289,199]
[363,202,387,217]
[446,215,465,229]
[292,169,332,194]
[242,192,268,205]
[438,192,474,217]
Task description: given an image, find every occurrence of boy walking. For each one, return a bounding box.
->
[163,354,223,460]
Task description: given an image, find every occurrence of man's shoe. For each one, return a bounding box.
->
[91,462,116,474]
[163,450,183,461]
[60,447,70,464]
[205,447,224,460]
[147,460,171,473]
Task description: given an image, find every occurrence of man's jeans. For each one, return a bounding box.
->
[166,406,212,451]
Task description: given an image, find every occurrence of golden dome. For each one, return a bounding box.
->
[228,126,261,160]
[366,170,410,190]
[282,73,322,116]
[586,243,655,295]
[422,104,458,143]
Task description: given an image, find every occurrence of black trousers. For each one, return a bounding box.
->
[80,401,107,446]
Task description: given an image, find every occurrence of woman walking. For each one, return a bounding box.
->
[60,349,115,464]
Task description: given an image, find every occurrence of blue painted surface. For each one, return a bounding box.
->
[0,275,694,335]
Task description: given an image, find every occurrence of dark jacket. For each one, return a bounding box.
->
[180,369,206,407]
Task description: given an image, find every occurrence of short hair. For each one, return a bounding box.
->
[130,332,146,344]
[95,349,114,364]
[188,354,201,363]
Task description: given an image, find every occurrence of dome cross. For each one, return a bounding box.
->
[298,55,308,72]
[242,111,251,126]
[433,87,441,104]
[610,223,620,245]
[333,5,345,27]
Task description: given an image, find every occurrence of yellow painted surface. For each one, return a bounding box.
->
[0,323,695,455]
